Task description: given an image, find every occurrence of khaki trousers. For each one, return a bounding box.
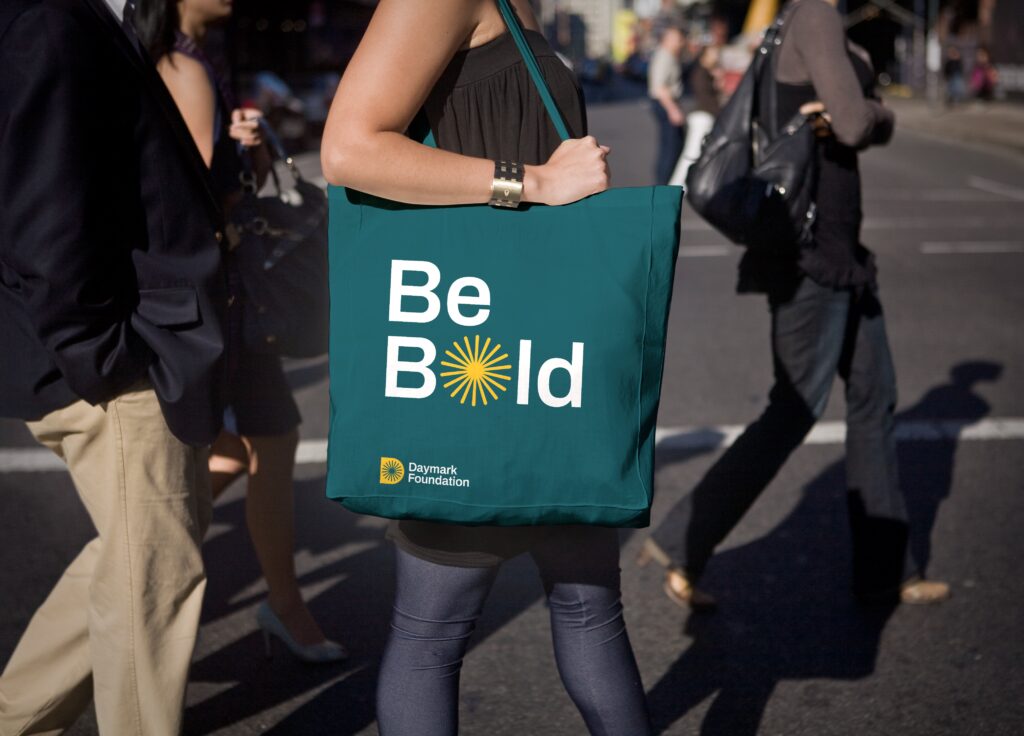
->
[0,385,212,735]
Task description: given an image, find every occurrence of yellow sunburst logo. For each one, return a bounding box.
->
[439,335,513,407]
[380,457,405,485]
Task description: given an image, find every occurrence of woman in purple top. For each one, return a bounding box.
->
[137,0,347,664]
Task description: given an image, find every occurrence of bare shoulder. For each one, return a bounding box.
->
[157,52,211,89]
[465,0,540,47]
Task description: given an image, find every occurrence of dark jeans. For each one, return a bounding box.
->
[377,531,652,736]
[652,277,916,597]
[651,99,684,186]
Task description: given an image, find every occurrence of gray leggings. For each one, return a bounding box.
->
[377,531,652,736]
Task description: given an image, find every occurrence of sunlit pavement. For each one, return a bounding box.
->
[2,97,1023,735]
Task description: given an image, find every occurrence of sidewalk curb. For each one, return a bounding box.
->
[884,96,1024,158]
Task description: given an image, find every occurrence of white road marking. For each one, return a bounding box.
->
[967,176,1024,202]
[678,245,732,257]
[682,216,1024,232]
[674,241,1024,256]
[654,418,1024,450]
[3,418,1023,473]
[867,188,1004,202]
[0,450,65,473]
[863,216,1024,229]
[921,241,1024,254]
[296,438,328,465]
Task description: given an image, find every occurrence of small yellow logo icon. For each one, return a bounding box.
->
[380,457,405,485]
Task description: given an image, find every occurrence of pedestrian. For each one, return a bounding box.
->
[969,46,997,101]
[649,23,688,185]
[640,0,950,610]
[320,1,652,734]
[136,0,347,663]
[650,0,685,46]
[943,46,966,106]
[0,0,228,732]
[669,43,722,186]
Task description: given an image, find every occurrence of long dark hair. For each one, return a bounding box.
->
[134,0,181,62]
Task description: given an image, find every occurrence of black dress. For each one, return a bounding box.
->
[173,33,301,438]
[385,29,610,568]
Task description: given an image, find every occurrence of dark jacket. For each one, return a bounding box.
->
[0,0,228,446]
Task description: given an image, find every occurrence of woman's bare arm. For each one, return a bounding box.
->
[321,0,609,206]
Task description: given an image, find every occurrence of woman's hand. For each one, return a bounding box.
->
[230,108,264,148]
[525,136,611,206]
[800,101,834,137]
[800,100,834,124]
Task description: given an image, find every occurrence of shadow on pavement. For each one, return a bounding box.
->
[184,475,387,734]
[184,474,555,734]
[900,361,1001,574]
[180,361,999,734]
[181,428,722,733]
[645,360,1001,735]
[655,429,726,474]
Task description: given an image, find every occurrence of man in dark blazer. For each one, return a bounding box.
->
[0,0,230,732]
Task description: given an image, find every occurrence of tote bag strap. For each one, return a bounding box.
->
[494,0,572,142]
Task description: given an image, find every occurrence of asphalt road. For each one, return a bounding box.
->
[1,97,1023,735]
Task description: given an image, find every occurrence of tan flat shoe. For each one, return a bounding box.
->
[637,538,717,611]
[900,578,951,605]
[665,569,718,611]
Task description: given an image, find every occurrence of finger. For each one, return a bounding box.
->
[231,109,244,124]
[231,123,259,137]
[233,129,258,144]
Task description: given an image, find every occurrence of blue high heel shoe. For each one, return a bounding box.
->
[256,601,349,664]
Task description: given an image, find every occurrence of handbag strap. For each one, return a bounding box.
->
[239,117,305,195]
[755,15,794,141]
[257,117,305,181]
[494,0,571,142]
[749,17,778,142]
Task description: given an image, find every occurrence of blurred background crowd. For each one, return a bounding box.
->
[209,0,1022,153]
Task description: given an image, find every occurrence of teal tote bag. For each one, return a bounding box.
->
[325,0,683,527]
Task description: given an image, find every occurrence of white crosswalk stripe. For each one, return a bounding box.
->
[920,241,1024,254]
[2,418,1023,473]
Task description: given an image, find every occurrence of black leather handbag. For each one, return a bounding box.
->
[231,120,329,358]
[685,18,817,250]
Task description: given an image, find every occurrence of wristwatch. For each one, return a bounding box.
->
[489,160,524,209]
